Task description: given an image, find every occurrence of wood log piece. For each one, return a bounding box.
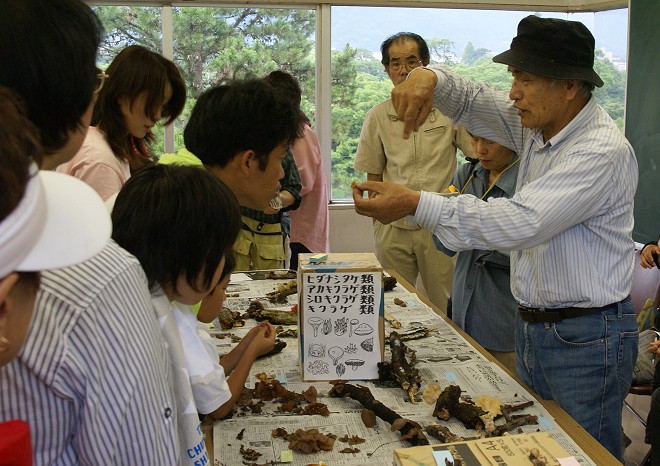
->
[329,381,429,446]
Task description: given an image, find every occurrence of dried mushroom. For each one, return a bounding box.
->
[422,383,442,405]
[360,409,377,428]
[393,297,407,307]
[239,445,261,462]
[266,279,297,303]
[383,275,397,291]
[264,270,296,280]
[271,427,288,438]
[475,395,503,416]
[287,428,336,454]
[339,447,361,454]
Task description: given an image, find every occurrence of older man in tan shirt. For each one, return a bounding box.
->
[354,32,474,313]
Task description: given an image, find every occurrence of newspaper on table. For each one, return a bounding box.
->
[210,271,601,466]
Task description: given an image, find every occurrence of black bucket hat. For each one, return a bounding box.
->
[492,15,604,87]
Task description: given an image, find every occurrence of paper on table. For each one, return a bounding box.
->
[212,274,601,466]
[229,272,252,282]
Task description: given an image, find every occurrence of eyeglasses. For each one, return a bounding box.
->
[388,59,423,72]
[94,70,109,95]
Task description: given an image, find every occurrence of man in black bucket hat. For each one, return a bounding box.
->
[492,15,604,87]
[351,15,638,461]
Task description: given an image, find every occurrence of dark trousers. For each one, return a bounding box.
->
[649,364,660,465]
[289,242,311,271]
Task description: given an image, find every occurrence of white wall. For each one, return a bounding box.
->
[328,204,375,253]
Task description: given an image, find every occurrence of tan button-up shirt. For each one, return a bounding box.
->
[354,98,474,229]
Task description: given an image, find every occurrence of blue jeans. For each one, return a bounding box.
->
[515,297,638,462]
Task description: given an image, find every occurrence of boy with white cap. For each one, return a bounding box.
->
[0,87,110,463]
[0,0,185,464]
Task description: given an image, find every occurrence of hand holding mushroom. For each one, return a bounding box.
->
[250,321,277,356]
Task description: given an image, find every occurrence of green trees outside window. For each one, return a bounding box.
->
[93,6,627,201]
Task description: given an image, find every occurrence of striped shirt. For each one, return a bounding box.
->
[414,66,638,308]
[0,241,179,465]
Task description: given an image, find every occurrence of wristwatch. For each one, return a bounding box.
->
[269,193,283,211]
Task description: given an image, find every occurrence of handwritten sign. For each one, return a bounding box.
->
[298,254,384,381]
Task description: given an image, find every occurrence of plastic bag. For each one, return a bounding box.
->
[632,327,660,384]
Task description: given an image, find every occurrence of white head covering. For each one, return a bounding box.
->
[0,164,111,277]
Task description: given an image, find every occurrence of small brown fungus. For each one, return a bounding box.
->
[361,409,377,428]
[287,428,336,454]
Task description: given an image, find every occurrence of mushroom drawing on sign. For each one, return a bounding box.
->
[334,317,349,336]
[322,318,332,335]
[308,317,324,337]
[354,322,373,336]
[345,359,365,371]
[349,319,360,337]
[345,343,358,354]
[308,360,329,375]
[308,344,325,358]
[361,337,374,352]
[328,346,344,366]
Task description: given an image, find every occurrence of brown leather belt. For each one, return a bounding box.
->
[518,304,614,323]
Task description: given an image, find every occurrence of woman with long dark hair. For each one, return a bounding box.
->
[57,45,186,200]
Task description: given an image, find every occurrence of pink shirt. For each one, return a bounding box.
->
[288,124,330,252]
[56,126,130,201]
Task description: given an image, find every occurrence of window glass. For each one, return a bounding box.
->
[93,5,627,202]
[330,7,628,200]
[93,6,316,158]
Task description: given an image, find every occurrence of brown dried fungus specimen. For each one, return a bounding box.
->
[251,379,329,416]
[275,326,298,338]
[239,444,261,462]
[264,270,297,280]
[271,427,288,439]
[383,275,398,291]
[422,383,442,405]
[287,428,336,454]
[425,423,463,444]
[528,447,550,466]
[244,300,298,325]
[257,339,287,359]
[217,307,243,329]
[253,379,292,402]
[301,402,330,417]
[266,279,297,303]
[339,447,361,454]
[302,386,318,403]
[213,332,242,343]
[360,409,377,428]
[339,434,366,446]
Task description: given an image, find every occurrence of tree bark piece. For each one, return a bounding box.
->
[386,332,421,403]
[329,381,429,446]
